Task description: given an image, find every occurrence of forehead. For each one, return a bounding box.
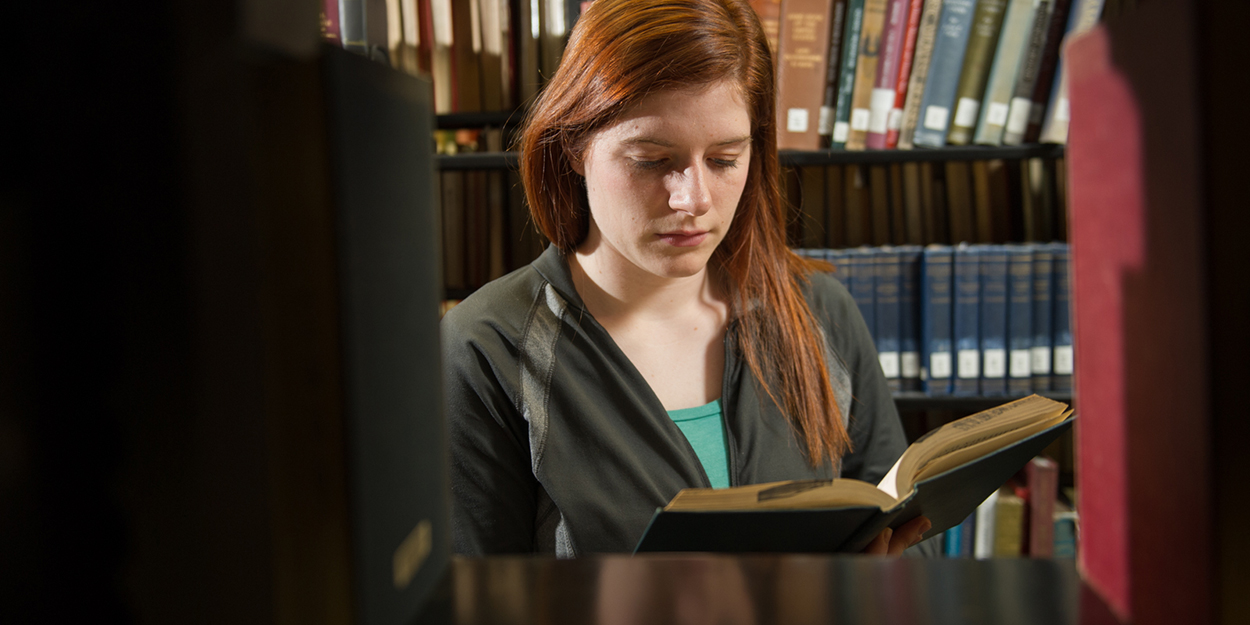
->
[592,81,752,146]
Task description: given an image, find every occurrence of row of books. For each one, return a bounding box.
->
[784,157,1066,250]
[321,0,582,136]
[441,169,547,293]
[940,456,1077,558]
[795,242,1073,395]
[766,0,1106,150]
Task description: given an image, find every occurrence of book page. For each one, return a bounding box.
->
[665,478,898,512]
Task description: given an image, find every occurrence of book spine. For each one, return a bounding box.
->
[1030,243,1054,391]
[1020,0,1073,143]
[993,483,1026,557]
[749,0,785,59]
[895,0,943,149]
[898,246,923,391]
[957,509,977,557]
[819,0,850,145]
[910,0,977,148]
[978,245,1009,396]
[1036,0,1103,144]
[845,0,890,150]
[1002,0,1056,145]
[830,0,867,148]
[921,245,954,395]
[323,0,343,43]
[1052,505,1078,558]
[828,248,851,288]
[1007,244,1035,395]
[973,0,1041,146]
[1026,456,1059,557]
[340,0,370,54]
[883,0,925,149]
[865,0,912,149]
[777,0,837,150]
[973,488,999,559]
[849,248,877,339]
[1050,242,1073,391]
[875,248,903,390]
[952,244,980,396]
[945,0,1009,146]
[943,525,962,557]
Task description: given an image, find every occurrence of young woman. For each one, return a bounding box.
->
[441,0,931,556]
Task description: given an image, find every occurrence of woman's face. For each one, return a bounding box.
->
[574,80,752,282]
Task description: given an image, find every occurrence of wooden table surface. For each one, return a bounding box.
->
[412,554,1112,625]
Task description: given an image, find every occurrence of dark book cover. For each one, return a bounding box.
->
[911,0,977,148]
[1007,245,1035,395]
[921,245,954,394]
[952,244,981,396]
[898,245,924,391]
[849,247,877,338]
[875,248,903,390]
[1030,243,1055,391]
[830,0,868,147]
[1050,242,1073,391]
[978,245,1010,396]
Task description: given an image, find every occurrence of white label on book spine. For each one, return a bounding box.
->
[1055,98,1071,122]
[786,108,810,133]
[1010,349,1032,378]
[887,108,903,131]
[923,105,949,131]
[818,106,835,134]
[833,121,850,142]
[983,349,1006,378]
[930,352,952,379]
[850,108,871,131]
[1006,97,1032,134]
[1032,346,1051,373]
[901,352,920,378]
[1053,345,1074,374]
[879,352,901,378]
[986,102,1010,127]
[869,88,896,133]
[953,97,981,128]
[958,349,980,378]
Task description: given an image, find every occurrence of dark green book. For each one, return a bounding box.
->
[946,0,1009,145]
[830,0,867,148]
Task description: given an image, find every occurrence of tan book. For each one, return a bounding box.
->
[429,0,454,113]
[636,396,1073,554]
[896,0,944,149]
[451,0,482,113]
[825,164,847,248]
[749,0,785,61]
[902,162,925,244]
[844,0,889,150]
[844,165,871,246]
[442,170,466,291]
[776,0,838,150]
[889,162,906,244]
[946,0,1009,145]
[945,161,974,244]
[487,169,506,281]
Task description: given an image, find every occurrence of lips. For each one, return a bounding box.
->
[657,230,709,247]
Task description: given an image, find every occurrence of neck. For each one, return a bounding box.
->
[569,250,721,323]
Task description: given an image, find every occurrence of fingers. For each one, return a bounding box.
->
[862,527,892,555]
[886,516,933,556]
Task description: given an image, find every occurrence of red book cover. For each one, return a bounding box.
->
[1025,456,1058,557]
[865,0,912,149]
[1066,1,1211,622]
[322,0,342,43]
[884,0,923,148]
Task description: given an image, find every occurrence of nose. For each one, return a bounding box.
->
[667,164,713,217]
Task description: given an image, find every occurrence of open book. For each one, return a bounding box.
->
[634,394,1073,554]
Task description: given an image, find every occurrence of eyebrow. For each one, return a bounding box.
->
[620,135,752,148]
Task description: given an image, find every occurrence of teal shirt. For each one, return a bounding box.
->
[666,400,730,488]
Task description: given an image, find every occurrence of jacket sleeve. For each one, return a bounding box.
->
[441,302,540,555]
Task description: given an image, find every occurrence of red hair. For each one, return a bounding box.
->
[518,0,849,465]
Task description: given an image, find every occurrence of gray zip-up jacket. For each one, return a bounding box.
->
[442,246,909,556]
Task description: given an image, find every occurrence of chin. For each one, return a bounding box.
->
[647,251,713,279]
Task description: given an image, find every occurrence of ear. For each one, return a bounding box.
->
[570,156,586,176]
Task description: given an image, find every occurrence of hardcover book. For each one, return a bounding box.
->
[875,247,903,390]
[1050,242,1073,392]
[898,245,924,391]
[1029,243,1055,391]
[1036,0,1104,144]
[978,245,1010,396]
[911,0,978,148]
[635,395,1074,554]
[945,0,1009,146]
[776,0,838,149]
[952,243,981,396]
[1007,244,1035,395]
[819,0,851,145]
[1002,0,1061,145]
[973,0,1042,146]
[895,0,945,150]
[865,0,914,149]
[1018,0,1073,143]
[921,244,954,395]
[830,0,867,148]
[844,0,890,150]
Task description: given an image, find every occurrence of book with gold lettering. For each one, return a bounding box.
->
[635,395,1073,553]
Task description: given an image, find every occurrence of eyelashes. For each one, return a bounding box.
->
[629,157,742,171]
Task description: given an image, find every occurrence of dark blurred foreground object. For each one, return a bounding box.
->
[3,2,449,623]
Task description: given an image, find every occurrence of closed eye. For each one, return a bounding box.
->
[710,158,740,170]
[631,158,667,171]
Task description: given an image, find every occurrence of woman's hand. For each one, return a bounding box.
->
[862,516,933,556]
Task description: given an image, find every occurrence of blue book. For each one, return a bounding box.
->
[1050,242,1073,392]
[875,247,903,391]
[911,0,979,148]
[942,511,977,558]
[827,248,851,287]
[1030,243,1055,391]
[978,245,1009,396]
[897,245,924,392]
[952,244,981,396]
[1006,245,1035,395]
[849,248,877,340]
[921,245,954,395]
